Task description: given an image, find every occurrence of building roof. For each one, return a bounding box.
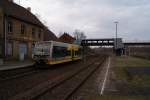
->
[43,28,58,41]
[0,0,43,27]
[58,33,75,43]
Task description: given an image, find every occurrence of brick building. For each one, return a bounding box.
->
[43,27,58,41]
[58,33,75,43]
[0,0,45,60]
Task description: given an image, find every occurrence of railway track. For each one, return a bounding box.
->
[0,55,104,100]
[32,56,107,100]
[0,54,96,82]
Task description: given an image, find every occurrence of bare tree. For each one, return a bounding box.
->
[73,29,86,44]
[73,29,86,40]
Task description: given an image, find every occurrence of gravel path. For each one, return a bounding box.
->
[69,56,117,100]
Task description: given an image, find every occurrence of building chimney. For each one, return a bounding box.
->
[27,7,31,12]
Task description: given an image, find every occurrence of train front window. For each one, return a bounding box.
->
[34,42,50,55]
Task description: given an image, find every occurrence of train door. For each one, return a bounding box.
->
[71,49,74,60]
[68,44,73,60]
[72,45,77,60]
[72,46,75,60]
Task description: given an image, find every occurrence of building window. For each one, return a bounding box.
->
[21,24,26,35]
[6,42,13,56]
[38,29,41,39]
[32,28,35,38]
[7,21,13,33]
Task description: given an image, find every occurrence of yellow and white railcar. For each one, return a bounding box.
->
[33,41,82,66]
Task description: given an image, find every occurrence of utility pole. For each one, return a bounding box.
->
[114,21,118,49]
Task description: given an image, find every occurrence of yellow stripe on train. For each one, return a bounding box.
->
[47,56,82,65]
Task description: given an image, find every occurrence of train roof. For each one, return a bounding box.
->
[35,41,81,47]
[35,41,81,50]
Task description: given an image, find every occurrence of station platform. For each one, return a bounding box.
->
[0,60,34,71]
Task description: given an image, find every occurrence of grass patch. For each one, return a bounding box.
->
[115,56,150,81]
[116,56,150,67]
[84,95,150,100]
[128,73,150,87]
[114,66,129,80]
[114,56,150,95]
[81,56,150,100]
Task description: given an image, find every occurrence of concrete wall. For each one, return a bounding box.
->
[125,46,150,58]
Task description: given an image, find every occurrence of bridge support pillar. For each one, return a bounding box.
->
[115,48,124,56]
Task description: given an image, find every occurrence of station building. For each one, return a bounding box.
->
[0,0,57,60]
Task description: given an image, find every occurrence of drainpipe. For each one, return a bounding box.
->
[4,16,7,59]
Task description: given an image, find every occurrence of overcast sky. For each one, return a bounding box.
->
[14,0,150,41]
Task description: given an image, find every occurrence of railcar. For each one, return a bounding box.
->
[33,41,82,66]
